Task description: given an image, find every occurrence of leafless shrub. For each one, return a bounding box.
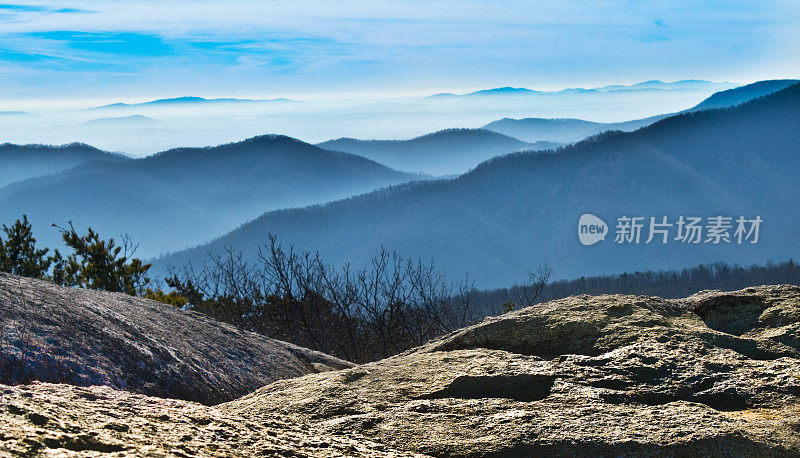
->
[168,235,479,362]
[515,264,553,309]
[489,263,553,315]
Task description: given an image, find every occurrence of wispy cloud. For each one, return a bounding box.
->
[0,0,797,100]
[53,8,92,13]
[25,31,172,56]
[0,3,91,14]
[0,3,43,10]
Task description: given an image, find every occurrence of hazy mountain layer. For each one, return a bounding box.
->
[0,81,728,156]
[482,116,664,143]
[156,83,800,287]
[691,79,799,111]
[483,79,796,143]
[428,80,733,98]
[89,96,293,110]
[0,135,422,257]
[81,114,163,128]
[318,128,560,175]
[0,142,128,188]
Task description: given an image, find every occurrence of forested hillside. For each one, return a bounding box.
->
[318,128,557,175]
[0,142,128,188]
[157,84,800,287]
[0,135,422,256]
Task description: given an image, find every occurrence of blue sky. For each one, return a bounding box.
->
[0,0,798,102]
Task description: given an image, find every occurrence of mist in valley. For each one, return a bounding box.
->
[0,82,732,158]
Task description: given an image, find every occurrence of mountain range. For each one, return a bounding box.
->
[689,79,800,110]
[86,81,730,109]
[482,117,662,143]
[427,80,735,99]
[156,82,800,287]
[0,136,422,256]
[314,81,785,177]
[1,79,796,286]
[81,114,164,128]
[0,142,128,188]
[482,79,798,143]
[89,96,293,110]
[318,129,560,176]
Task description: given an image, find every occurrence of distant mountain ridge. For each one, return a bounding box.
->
[82,114,163,127]
[691,79,799,110]
[482,116,666,143]
[599,79,730,91]
[318,128,560,175]
[427,80,734,99]
[0,142,128,188]
[428,86,538,98]
[157,82,800,287]
[89,96,292,110]
[0,135,422,257]
[88,80,731,109]
[483,79,796,142]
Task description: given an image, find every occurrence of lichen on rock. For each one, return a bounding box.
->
[2,282,800,456]
[227,285,800,456]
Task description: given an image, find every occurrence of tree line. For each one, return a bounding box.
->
[3,214,799,362]
[0,217,487,362]
[164,235,482,362]
[473,260,800,315]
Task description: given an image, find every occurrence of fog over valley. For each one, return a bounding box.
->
[0,81,734,157]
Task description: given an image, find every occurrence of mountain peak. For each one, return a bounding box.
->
[152,96,207,103]
[468,86,537,95]
[0,141,101,151]
[82,114,162,126]
[691,79,800,111]
[91,96,293,110]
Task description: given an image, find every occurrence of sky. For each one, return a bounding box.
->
[0,0,798,105]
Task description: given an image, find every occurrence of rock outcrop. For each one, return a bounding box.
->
[227,285,800,456]
[0,273,351,404]
[2,283,800,456]
[0,382,416,457]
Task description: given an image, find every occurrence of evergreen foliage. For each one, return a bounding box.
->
[0,216,151,297]
[54,223,151,296]
[0,215,56,279]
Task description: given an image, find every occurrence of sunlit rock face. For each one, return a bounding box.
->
[0,383,412,457]
[228,285,800,456]
[2,282,799,456]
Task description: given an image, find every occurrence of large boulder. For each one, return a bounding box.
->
[0,273,351,404]
[227,285,800,456]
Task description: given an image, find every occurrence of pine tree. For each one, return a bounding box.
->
[54,222,152,296]
[0,215,54,279]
